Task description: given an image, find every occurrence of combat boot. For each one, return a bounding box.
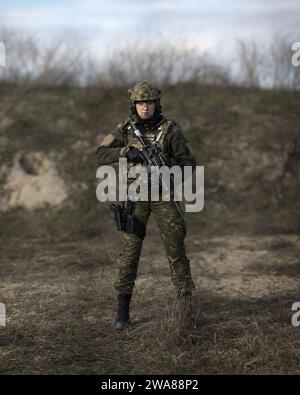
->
[115,293,132,331]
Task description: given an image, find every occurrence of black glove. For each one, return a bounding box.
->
[125,146,143,164]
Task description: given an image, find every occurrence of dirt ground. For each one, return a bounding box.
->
[0,218,300,374]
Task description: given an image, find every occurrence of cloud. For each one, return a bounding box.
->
[239,0,300,14]
[1,0,299,65]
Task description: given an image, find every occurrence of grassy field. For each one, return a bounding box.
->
[1,226,299,374]
[0,83,300,374]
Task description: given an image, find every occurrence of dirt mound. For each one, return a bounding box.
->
[0,151,68,210]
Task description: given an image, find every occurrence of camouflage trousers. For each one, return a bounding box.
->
[114,200,195,296]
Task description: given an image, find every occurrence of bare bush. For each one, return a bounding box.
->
[0,26,299,90]
[235,33,300,90]
[235,39,266,88]
[267,33,300,90]
[87,37,232,88]
[0,27,86,86]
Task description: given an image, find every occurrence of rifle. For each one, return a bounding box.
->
[127,119,185,219]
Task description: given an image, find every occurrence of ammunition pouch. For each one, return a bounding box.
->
[109,201,146,240]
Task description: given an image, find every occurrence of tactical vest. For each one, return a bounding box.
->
[122,117,175,172]
[121,117,178,200]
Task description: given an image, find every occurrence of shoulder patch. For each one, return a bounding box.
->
[99,134,117,147]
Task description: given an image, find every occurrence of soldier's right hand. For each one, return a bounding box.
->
[125,146,144,164]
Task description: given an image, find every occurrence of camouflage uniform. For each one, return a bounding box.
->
[95,82,196,299]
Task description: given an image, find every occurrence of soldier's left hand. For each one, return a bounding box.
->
[125,146,144,164]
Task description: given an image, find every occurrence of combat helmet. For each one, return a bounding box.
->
[128,81,162,119]
[128,81,161,104]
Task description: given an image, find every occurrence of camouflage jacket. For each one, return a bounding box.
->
[95,116,197,174]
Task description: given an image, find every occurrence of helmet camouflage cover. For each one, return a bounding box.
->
[128,81,161,102]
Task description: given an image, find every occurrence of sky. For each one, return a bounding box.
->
[1,0,300,63]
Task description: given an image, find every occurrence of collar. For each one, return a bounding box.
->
[130,114,165,134]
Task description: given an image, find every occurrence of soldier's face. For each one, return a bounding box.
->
[135,100,156,120]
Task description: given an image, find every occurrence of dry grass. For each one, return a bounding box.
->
[1,231,299,374]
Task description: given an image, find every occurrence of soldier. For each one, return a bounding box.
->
[95,82,196,331]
